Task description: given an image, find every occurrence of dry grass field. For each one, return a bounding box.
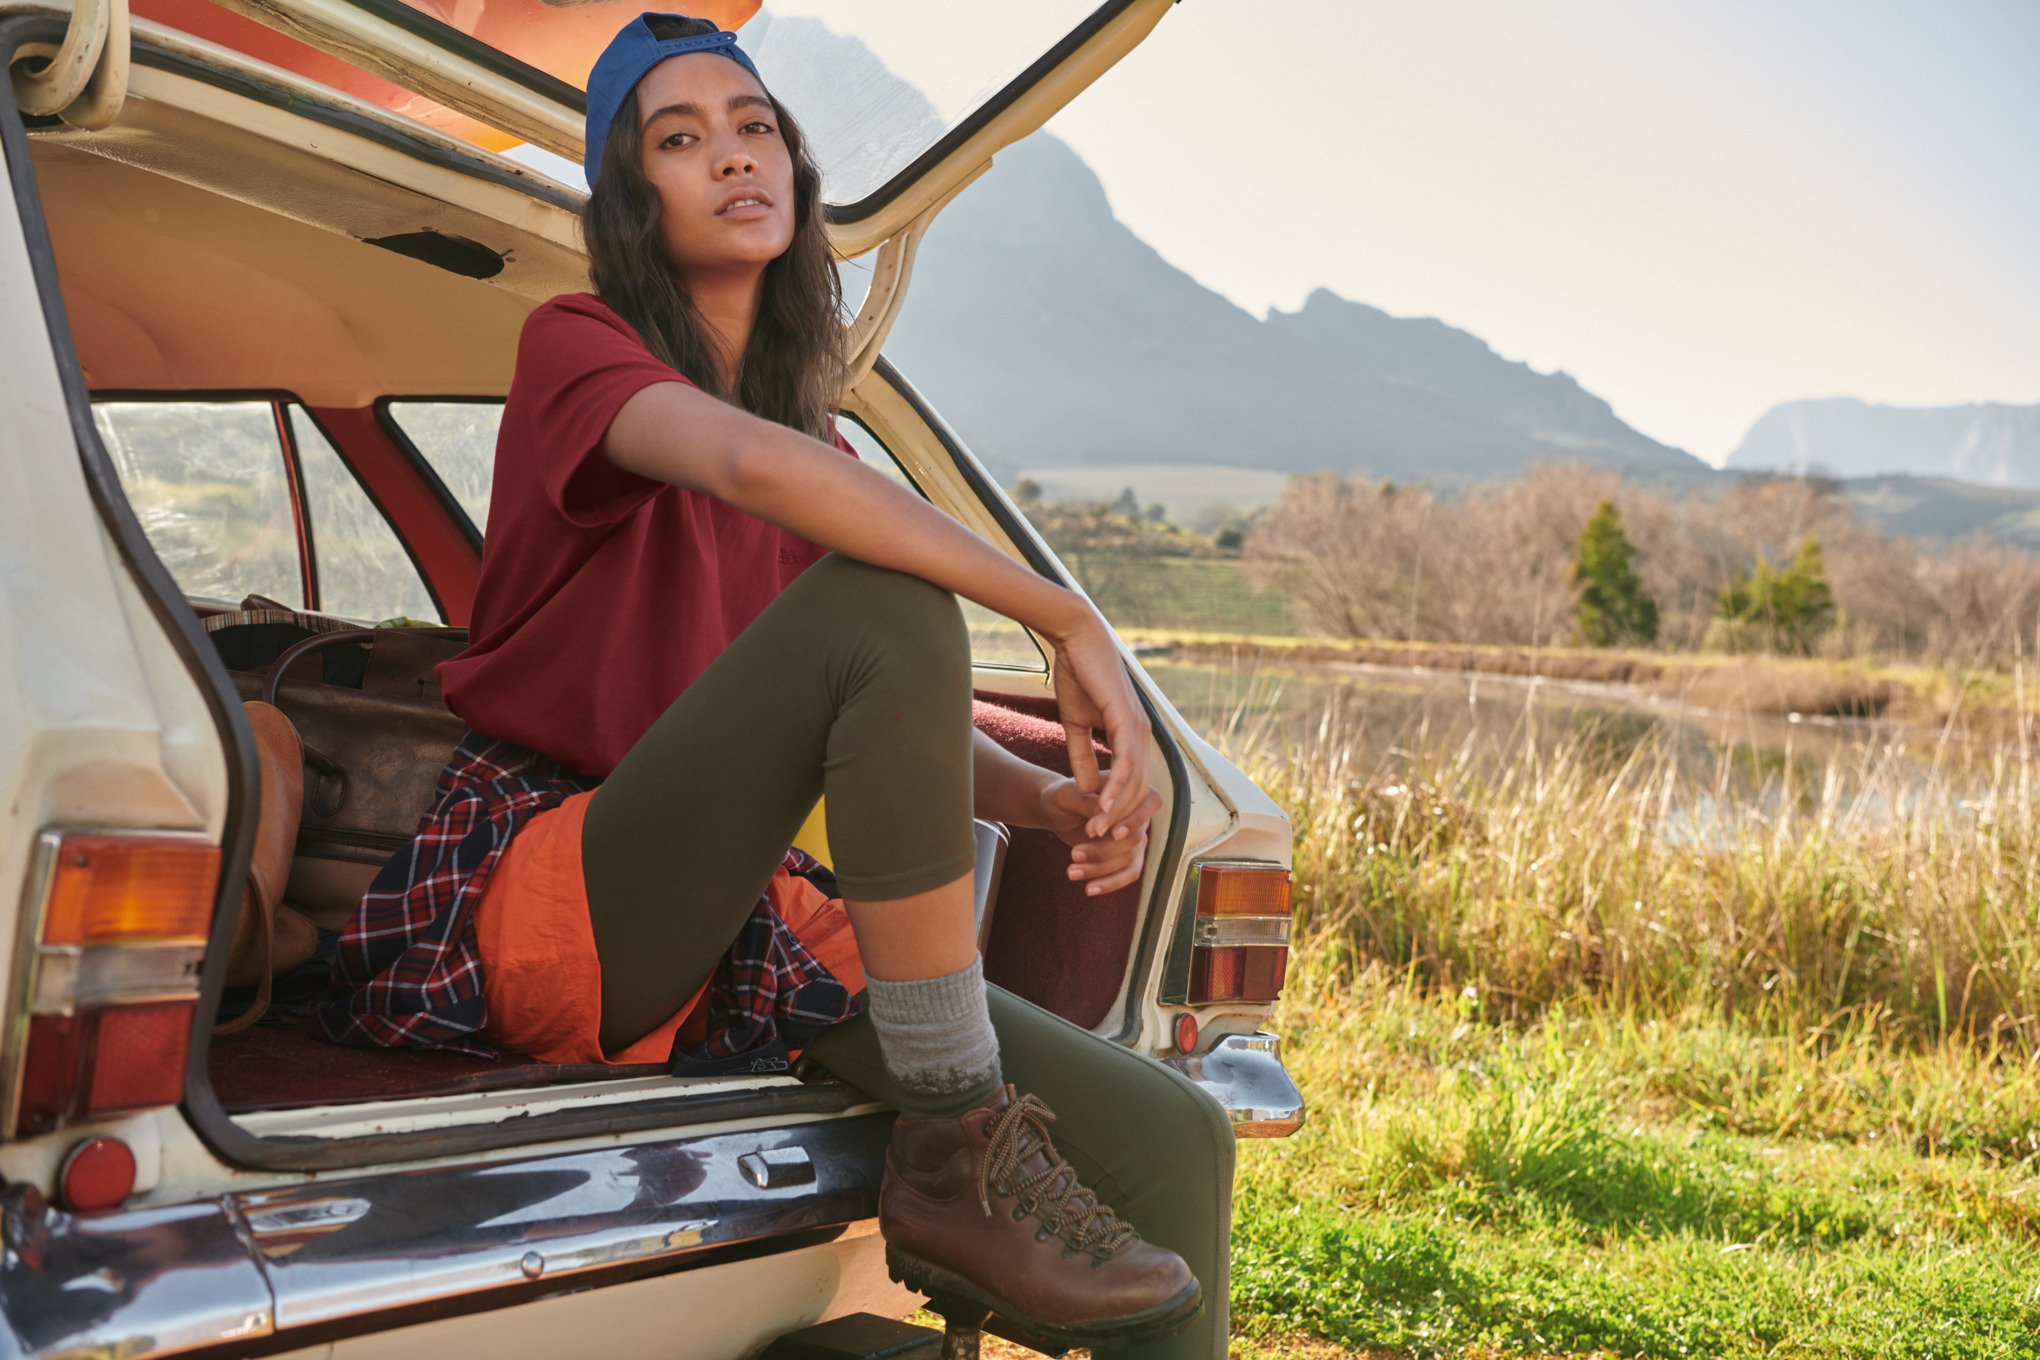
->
[1209,698,2040,1358]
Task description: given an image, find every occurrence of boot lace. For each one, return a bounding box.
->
[977,1094,1140,1261]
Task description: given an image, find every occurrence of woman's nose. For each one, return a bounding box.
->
[717,150,755,177]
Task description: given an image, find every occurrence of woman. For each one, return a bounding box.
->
[319,14,1232,1358]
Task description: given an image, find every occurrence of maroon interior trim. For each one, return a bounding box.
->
[310,404,482,625]
[971,694,1136,1030]
[209,1021,669,1112]
[272,398,319,610]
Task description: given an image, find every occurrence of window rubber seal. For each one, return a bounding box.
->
[824,0,1140,227]
[333,0,586,112]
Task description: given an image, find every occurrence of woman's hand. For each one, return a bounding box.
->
[1036,776,1164,896]
[972,728,1161,896]
[1044,608,1154,843]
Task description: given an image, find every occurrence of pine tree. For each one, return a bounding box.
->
[1572,499,1659,646]
[1714,535,1835,653]
[1775,537,1836,649]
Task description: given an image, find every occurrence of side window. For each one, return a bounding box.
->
[382,400,500,537]
[93,401,304,608]
[836,418,1049,673]
[289,408,439,623]
[93,398,439,622]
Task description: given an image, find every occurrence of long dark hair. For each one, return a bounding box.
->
[583,19,844,440]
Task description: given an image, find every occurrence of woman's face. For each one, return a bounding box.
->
[634,53,797,281]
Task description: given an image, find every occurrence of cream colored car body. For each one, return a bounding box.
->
[0,2,1294,1354]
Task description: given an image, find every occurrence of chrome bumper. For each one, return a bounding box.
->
[0,1039,1301,1359]
[0,1113,892,1359]
[1165,1032,1305,1137]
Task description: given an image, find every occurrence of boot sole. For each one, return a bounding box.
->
[885,1244,1203,1348]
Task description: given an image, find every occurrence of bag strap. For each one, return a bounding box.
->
[261,626,467,705]
[215,700,305,1035]
[212,868,278,1036]
[262,628,468,786]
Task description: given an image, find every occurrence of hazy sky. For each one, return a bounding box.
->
[1035,0,2040,462]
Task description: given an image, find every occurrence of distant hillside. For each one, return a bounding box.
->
[883,133,1707,485]
[1727,397,2040,486]
[1841,474,2040,548]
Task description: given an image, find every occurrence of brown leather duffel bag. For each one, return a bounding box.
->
[224,627,469,932]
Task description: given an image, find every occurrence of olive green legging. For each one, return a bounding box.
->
[579,553,1234,1360]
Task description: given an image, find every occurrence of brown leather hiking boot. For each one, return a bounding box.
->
[880,1086,1201,1347]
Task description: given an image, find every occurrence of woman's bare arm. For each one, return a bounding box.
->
[605,380,1153,838]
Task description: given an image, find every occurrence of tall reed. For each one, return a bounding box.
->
[1219,689,2040,1051]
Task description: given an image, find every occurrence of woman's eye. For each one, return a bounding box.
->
[743,121,774,135]
[660,131,694,149]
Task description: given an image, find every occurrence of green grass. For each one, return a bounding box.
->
[1231,967,2040,1358]
[1211,706,2040,1358]
[1076,557,1297,636]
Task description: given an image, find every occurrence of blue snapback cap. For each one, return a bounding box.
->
[584,14,763,186]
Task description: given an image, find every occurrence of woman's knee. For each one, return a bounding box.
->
[798,554,969,676]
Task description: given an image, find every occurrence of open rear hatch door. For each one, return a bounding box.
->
[135,0,1174,255]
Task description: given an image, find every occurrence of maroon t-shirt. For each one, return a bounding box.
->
[438,293,837,778]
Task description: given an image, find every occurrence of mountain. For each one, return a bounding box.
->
[882,133,1707,485]
[1726,397,2040,487]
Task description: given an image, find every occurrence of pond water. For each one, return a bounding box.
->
[1142,654,2001,815]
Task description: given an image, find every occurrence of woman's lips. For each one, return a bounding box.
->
[716,191,774,218]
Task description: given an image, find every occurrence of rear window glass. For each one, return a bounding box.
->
[383,400,500,536]
[94,398,440,622]
[348,0,1108,208]
[290,408,440,623]
[94,402,303,608]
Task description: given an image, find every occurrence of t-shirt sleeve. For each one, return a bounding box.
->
[828,418,861,461]
[513,299,695,528]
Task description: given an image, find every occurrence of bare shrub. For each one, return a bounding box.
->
[1248,463,2040,664]
[1246,465,1615,646]
[1915,541,2040,667]
[1241,473,1439,641]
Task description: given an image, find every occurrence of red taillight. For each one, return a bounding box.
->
[19,1003,196,1135]
[8,832,216,1137]
[1183,862,1292,1006]
[1188,946,1289,1004]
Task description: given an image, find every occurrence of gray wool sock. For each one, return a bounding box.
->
[863,955,1004,1119]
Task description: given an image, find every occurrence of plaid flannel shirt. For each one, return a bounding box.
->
[313,729,856,1066]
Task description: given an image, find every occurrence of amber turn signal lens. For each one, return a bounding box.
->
[40,835,219,945]
[1194,863,1292,917]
